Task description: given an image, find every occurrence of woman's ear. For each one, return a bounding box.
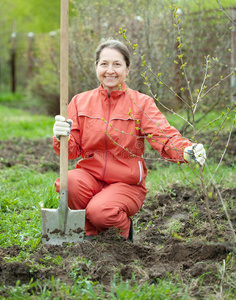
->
[126,65,131,78]
[95,64,99,78]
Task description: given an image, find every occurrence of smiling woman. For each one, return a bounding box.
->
[52,38,206,242]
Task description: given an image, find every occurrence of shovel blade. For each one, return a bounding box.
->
[41,208,85,245]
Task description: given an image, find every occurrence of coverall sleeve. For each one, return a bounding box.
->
[53,96,82,159]
[142,97,192,162]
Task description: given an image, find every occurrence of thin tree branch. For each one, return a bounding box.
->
[207,115,235,188]
[206,164,236,243]
[217,0,236,27]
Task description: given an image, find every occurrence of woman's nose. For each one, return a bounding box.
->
[106,65,115,73]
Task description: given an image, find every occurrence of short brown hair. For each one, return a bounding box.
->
[95,38,130,68]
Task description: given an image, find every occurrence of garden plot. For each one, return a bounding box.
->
[0,133,235,298]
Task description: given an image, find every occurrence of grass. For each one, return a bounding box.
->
[0,91,48,113]
[0,166,58,250]
[0,275,187,299]
[0,97,235,299]
[146,161,236,198]
[1,161,234,250]
[0,104,54,140]
[0,92,23,104]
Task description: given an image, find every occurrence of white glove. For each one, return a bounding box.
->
[53,115,72,141]
[184,143,206,166]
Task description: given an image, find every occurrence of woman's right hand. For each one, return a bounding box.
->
[53,115,73,141]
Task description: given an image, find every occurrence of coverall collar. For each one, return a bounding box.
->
[98,82,127,100]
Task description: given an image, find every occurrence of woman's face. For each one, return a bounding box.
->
[96,47,130,94]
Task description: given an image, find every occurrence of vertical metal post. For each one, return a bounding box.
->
[27,32,34,79]
[10,33,16,93]
[231,8,236,103]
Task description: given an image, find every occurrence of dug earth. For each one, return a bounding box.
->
[0,132,235,297]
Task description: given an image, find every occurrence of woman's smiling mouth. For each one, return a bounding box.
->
[104,76,117,80]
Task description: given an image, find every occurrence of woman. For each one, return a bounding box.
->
[53,39,206,241]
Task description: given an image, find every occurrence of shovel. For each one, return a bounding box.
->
[41,0,85,245]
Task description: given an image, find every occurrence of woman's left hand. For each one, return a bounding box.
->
[184,143,206,166]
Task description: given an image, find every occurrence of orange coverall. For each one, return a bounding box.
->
[53,83,192,238]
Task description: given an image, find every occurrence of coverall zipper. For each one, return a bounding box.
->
[102,94,111,181]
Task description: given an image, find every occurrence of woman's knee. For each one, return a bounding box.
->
[55,170,79,194]
[86,204,122,228]
[67,170,81,194]
[57,169,99,210]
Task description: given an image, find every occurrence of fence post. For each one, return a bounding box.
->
[10,32,16,93]
[231,7,236,103]
[28,32,34,79]
[49,31,56,60]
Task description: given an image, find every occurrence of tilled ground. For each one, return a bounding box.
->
[0,132,235,298]
[0,185,235,297]
[0,130,235,171]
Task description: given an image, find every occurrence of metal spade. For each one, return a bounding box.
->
[41,0,85,245]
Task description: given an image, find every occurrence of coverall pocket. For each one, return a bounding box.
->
[84,117,105,132]
[80,116,106,149]
[110,116,142,156]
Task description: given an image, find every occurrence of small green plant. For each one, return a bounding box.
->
[0,279,37,299]
[41,184,59,209]
[189,204,200,223]
[108,273,186,299]
[213,253,236,297]
[69,257,94,280]
[39,255,63,267]
[169,219,182,236]
[134,219,153,234]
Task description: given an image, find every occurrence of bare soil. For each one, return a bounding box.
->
[0,130,235,171]
[0,132,235,298]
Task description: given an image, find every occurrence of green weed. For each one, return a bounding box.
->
[69,257,94,280]
[0,278,38,299]
[169,219,182,236]
[0,274,188,300]
[39,255,63,267]
[108,274,187,300]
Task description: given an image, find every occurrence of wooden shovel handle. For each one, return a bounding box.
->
[60,0,69,193]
